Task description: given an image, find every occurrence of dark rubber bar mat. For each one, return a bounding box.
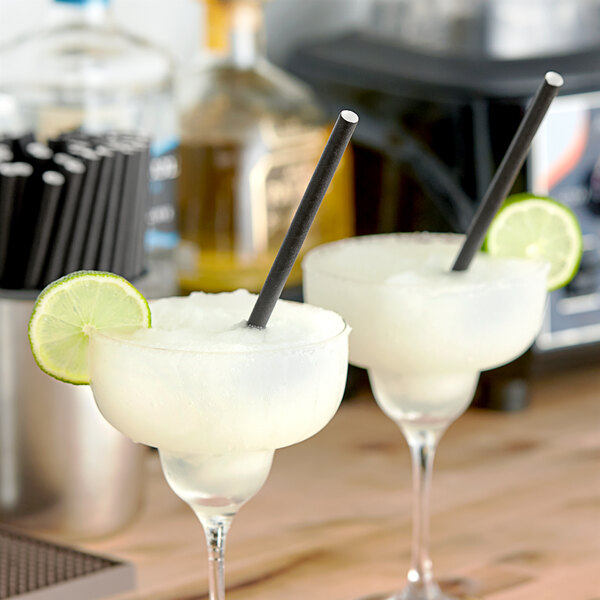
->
[0,525,135,599]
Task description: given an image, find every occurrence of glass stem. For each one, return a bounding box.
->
[199,515,233,600]
[405,428,441,590]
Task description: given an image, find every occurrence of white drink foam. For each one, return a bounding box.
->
[130,289,347,351]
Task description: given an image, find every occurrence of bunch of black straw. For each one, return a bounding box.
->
[0,131,150,290]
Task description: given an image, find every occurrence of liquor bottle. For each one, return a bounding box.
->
[0,0,179,297]
[176,0,354,295]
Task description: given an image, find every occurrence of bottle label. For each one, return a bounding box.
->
[178,119,353,293]
[247,120,335,253]
[249,145,319,251]
[146,136,180,250]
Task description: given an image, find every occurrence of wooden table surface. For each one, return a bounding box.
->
[80,368,599,600]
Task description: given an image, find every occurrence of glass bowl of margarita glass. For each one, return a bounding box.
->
[88,290,350,600]
[303,232,549,600]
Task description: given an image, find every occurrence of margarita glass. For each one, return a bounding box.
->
[87,290,349,600]
[303,232,548,600]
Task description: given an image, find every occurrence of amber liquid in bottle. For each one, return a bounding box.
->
[176,1,354,294]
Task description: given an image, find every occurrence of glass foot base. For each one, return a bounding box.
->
[357,577,480,600]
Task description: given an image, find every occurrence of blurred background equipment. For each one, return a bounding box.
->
[266,0,600,64]
[0,0,179,298]
[176,0,354,296]
[284,0,600,408]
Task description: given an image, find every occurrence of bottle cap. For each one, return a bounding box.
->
[204,0,264,52]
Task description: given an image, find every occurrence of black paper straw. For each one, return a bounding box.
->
[24,171,65,289]
[0,144,13,163]
[2,162,34,288]
[64,147,100,273]
[128,141,150,280]
[25,142,53,169]
[11,133,35,162]
[47,138,67,153]
[98,148,125,271]
[44,155,86,284]
[0,163,26,284]
[82,145,114,270]
[247,110,359,329]
[451,72,564,272]
[22,143,54,216]
[12,162,33,203]
[0,164,19,253]
[112,144,140,276]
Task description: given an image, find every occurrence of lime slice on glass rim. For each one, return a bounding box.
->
[484,193,583,291]
[28,271,151,385]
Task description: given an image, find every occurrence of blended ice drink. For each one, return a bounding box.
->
[304,233,548,430]
[88,290,349,515]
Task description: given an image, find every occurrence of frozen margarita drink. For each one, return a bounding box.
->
[89,290,349,456]
[303,233,548,427]
[88,290,349,513]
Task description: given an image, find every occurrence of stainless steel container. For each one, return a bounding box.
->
[0,291,146,538]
